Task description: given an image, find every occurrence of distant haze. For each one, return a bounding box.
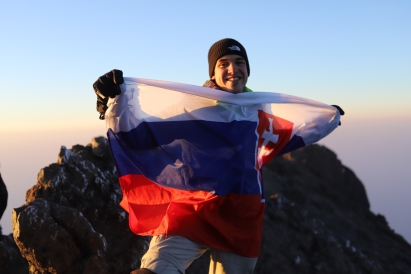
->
[319,115,411,244]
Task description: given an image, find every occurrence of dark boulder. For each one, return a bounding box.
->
[0,233,28,274]
[11,137,147,274]
[0,172,7,221]
[255,145,411,274]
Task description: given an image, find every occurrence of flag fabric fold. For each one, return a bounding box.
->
[105,77,340,257]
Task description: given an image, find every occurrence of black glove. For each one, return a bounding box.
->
[93,69,124,120]
[331,105,345,115]
[331,105,345,125]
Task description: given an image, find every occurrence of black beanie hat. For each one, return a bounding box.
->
[208,38,250,78]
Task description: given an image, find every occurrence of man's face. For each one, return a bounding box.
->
[211,54,248,94]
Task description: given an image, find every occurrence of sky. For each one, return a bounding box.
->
[0,1,410,244]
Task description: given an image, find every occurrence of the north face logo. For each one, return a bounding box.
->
[228,45,241,51]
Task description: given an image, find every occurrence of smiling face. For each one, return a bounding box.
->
[211,54,248,94]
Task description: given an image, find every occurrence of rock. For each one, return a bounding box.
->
[0,233,28,274]
[0,172,7,220]
[12,137,148,274]
[12,199,107,273]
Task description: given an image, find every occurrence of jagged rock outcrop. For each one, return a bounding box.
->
[255,145,411,273]
[3,137,411,273]
[11,137,147,274]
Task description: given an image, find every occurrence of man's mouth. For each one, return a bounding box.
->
[226,77,241,81]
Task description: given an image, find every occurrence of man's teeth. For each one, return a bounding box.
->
[227,77,240,81]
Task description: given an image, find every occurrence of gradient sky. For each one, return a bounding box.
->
[1,1,410,243]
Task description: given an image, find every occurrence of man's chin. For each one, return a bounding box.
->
[221,86,244,94]
[222,89,239,94]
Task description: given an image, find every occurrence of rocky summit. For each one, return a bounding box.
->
[1,137,410,273]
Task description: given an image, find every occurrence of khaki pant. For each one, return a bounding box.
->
[141,235,257,274]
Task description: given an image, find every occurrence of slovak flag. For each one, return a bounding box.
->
[105,78,340,257]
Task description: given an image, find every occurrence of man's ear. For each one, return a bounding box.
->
[211,76,215,80]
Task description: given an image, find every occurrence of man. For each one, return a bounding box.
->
[93,38,343,274]
[94,39,259,274]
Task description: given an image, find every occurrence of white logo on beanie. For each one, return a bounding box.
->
[228,45,241,51]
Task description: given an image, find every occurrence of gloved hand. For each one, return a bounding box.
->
[93,69,124,120]
[331,105,345,125]
[331,105,345,115]
[93,69,124,98]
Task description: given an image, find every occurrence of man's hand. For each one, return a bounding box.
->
[93,69,124,98]
[331,105,345,115]
[331,105,345,125]
[93,69,124,120]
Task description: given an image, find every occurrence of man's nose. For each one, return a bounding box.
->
[227,63,237,73]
